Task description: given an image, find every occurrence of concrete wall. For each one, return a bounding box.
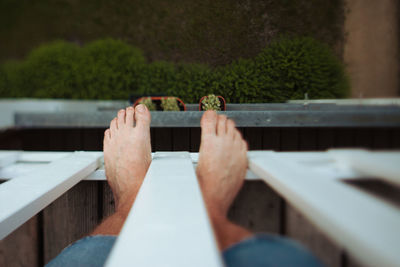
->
[344,0,399,97]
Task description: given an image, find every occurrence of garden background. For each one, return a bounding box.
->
[0,0,397,102]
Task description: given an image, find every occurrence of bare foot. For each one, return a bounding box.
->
[196,111,248,218]
[103,104,152,210]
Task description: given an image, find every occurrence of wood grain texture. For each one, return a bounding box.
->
[82,129,105,151]
[63,129,83,151]
[172,128,190,151]
[334,128,355,148]
[262,128,280,151]
[372,128,391,149]
[285,204,342,267]
[43,181,100,264]
[190,128,201,152]
[280,128,299,151]
[353,128,373,149]
[317,128,335,150]
[102,181,116,219]
[228,181,281,233]
[299,128,318,150]
[0,216,39,267]
[244,128,263,150]
[153,128,173,151]
[391,128,400,148]
[0,130,22,150]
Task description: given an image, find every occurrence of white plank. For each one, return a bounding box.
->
[0,152,102,240]
[105,152,223,267]
[0,151,21,168]
[329,149,400,187]
[248,151,400,267]
[0,152,258,181]
[18,151,72,162]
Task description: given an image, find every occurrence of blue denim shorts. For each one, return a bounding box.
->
[46,234,323,267]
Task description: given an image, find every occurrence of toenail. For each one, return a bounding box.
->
[127,106,134,111]
[136,104,145,113]
[119,109,124,113]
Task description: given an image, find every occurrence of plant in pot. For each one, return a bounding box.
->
[138,97,157,111]
[161,97,181,111]
[134,96,186,111]
[199,94,226,111]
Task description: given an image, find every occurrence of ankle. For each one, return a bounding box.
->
[115,189,138,214]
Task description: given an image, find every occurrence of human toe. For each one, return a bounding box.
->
[125,106,135,127]
[200,110,218,137]
[110,118,118,136]
[104,128,111,140]
[134,104,151,129]
[226,119,236,137]
[217,115,227,135]
[117,109,125,127]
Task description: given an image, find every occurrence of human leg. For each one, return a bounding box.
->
[196,110,252,250]
[92,104,152,235]
[196,111,323,267]
[46,105,151,266]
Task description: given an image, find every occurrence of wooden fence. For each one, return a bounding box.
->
[0,126,399,267]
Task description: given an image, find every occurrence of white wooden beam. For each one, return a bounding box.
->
[0,152,102,240]
[248,151,400,267]
[105,152,223,267]
[0,151,21,168]
[0,151,258,181]
[329,149,400,187]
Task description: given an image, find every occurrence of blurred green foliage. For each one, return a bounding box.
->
[0,37,349,103]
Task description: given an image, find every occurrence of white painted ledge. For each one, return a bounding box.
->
[105,152,223,267]
[0,152,102,240]
[248,150,400,267]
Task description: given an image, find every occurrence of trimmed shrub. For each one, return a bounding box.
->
[20,41,80,98]
[170,63,215,103]
[0,65,8,97]
[252,37,349,101]
[76,39,145,99]
[135,61,177,96]
[1,60,29,97]
[0,37,349,102]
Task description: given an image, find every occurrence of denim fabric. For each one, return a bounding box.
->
[223,234,323,267]
[46,234,323,267]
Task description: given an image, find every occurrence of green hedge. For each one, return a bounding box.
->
[0,37,349,103]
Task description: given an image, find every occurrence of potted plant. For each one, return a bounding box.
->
[134,96,186,111]
[199,94,226,111]
[137,97,157,111]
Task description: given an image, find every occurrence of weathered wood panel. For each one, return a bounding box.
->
[285,204,343,267]
[0,216,39,267]
[190,128,201,152]
[102,182,116,220]
[263,128,280,151]
[0,130,22,150]
[42,181,100,264]
[172,128,190,151]
[317,128,335,150]
[353,128,373,148]
[280,128,299,151]
[299,128,318,150]
[391,128,400,148]
[82,129,105,151]
[334,128,355,148]
[372,128,391,149]
[153,128,173,151]
[244,128,263,150]
[228,181,281,234]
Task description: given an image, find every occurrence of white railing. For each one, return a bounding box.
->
[0,150,399,267]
